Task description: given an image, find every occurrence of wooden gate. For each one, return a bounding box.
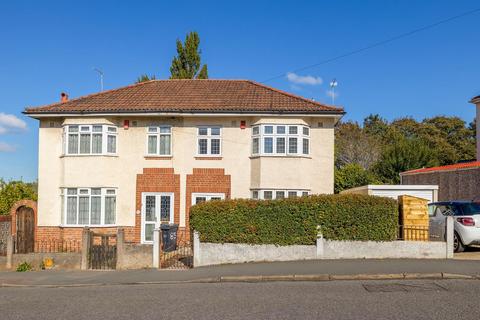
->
[15,206,35,253]
[89,232,117,270]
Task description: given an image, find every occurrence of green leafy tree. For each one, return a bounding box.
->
[136,74,156,83]
[0,180,38,215]
[363,114,389,138]
[170,31,208,79]
[334,163,381,193]
[373,135,439,184]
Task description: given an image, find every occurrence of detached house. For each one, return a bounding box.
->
[24,80,344,244]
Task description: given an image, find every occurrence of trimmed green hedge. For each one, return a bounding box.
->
[190,194,398,245]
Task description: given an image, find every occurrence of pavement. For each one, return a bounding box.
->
[454,245,480,260]
[1,258,480,287]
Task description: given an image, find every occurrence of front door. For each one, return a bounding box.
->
[141,193,174,243]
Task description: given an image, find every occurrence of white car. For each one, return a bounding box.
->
[428,201,480,252]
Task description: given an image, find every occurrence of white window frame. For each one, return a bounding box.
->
[196,126,222,156]
[251,189,309,200]
[191,193,225,205]
[141,192,175,244]
[251,124,310,156]
[62,188,117,227]
[146,126,172,156]
[63,124,118,156]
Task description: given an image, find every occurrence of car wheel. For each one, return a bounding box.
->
[454,232,465,253]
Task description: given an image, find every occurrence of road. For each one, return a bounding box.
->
[1,279,479,319]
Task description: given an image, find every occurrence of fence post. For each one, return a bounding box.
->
[153,228,162,269]
[6,235,14,269]
[316,226,324,259]
[116,228,125,270]
[446,216,454,259]
[193,230,200,267]
[80,227,90,270]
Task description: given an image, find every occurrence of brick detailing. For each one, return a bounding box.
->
[9,200,37,239]
[35,226,136,243]
[185,168,231,235]
[135,168,180,243]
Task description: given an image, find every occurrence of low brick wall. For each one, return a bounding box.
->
[1,253,81,271]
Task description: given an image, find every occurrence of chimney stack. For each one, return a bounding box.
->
[61,92,69,102]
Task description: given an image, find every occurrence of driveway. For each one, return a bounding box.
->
[455,245,480,260]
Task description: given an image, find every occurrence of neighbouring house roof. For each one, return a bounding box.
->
[400,161,480,175]
[24,79,344,116]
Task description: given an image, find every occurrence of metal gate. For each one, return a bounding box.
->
[15,206,35,253]
[89,232,117,270]
[160,229,193,269]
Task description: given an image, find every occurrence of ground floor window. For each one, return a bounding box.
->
[192,193,225,205]
[251,189,309,200]
[62,188,116,226]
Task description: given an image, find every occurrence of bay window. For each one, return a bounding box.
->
[147,126,172,156]
[197,126,221,156]
[252,124,310,156]
[64,125,117,155]
[63,188,116,226]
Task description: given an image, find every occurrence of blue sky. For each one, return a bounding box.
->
[0,0,479,181]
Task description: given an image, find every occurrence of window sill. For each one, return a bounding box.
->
[60,154,118,158]
[249,155,312,159]
[60,225,117,228]
[195,156,223,160]
[144,156,173,160]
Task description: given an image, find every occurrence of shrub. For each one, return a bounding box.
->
[0,180,38,215]
[190,194,398,245]
[16,262,33,272]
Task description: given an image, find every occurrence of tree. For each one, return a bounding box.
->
[0,180,38,215]
[335,121,381,170]
[363,114,389,138]
[373,135,439,184]
[136,74,156,83]
[334,163,381,193]
[170,31,208,79]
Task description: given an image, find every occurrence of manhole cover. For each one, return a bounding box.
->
[363,282,447,293]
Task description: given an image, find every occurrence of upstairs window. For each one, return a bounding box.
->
[197,126,222,156]
[147,126,172,156]
[252,124,310,156]
[64,125,117,155]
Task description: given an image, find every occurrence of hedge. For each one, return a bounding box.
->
[190,194,398,245]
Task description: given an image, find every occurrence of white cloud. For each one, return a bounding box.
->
[326,89,339,99]
[0,142,16,152]
[286,72,323,86]
[0,113,27,135]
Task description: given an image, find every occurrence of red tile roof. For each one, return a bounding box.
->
[401,161,480,175]
[24,79,344,115]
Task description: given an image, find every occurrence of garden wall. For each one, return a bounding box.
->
[193,231,452,267]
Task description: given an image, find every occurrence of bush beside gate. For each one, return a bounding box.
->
[190,194,398,246]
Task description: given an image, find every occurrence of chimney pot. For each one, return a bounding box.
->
[61,92,69,102]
